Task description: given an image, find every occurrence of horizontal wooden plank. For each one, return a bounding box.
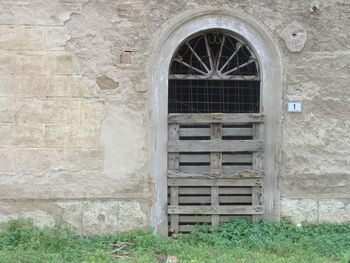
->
[168,140,263,152]
[178,196,211,204]
[168,205,264,215]
[222,165,252,174]
[177,215,251,224]
[180,128,211,137]
[179,165,253,174]
[219,187,253,194]
[180,127,253,137]
[180,165,210,174]
[179,216,211,223]
[168,113,264,124]
[168,178,263,187]
[222,153,252,163]
[178,187,252,195]
[179,225,196,232]
[220,196,252,203]
[219,215,251,222]
[222,128,253,137]
[177,196,252,204]
[180,154,210,163]
[178,187,210,195]
[177,188,252,195]
[168,169,264,179]
[180,165,210,173]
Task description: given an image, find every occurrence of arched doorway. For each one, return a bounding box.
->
[167,30,263,234]
[149,9,283,236]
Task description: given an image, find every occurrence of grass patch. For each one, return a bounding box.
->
[0,218,349,262]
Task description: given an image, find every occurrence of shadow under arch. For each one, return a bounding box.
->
[148,7,283,236]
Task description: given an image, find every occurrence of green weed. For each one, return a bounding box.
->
[0,218,349,263]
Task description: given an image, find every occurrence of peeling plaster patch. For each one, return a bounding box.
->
[100,103,146,177]
[96,75,119,90]
[280,21,307,52]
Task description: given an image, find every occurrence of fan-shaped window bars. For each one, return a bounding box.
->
[169,30,260,114]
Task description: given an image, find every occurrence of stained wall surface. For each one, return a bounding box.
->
[0,0,349,233]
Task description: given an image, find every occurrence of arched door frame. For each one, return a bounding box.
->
[148,8,283,235]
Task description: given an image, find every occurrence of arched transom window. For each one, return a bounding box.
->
[169,30,260,114]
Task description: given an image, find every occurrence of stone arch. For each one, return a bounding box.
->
[148,8,283,235]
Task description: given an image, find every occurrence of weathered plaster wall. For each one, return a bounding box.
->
[0,0,349,233]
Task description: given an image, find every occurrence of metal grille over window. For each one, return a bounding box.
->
[167,30,264,235]
[169,30,260,114]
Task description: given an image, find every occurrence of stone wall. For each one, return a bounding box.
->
[0,0,349,234]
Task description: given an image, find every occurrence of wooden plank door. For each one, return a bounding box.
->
[167,113,264,234]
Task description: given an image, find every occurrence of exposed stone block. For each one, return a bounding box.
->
[59,149,81,171]
[0,75,19,98]
[0,209,55,228]
[0,199,147,234]
[0,26,44,50]
[15,99,80,124]
[69,77,97,98]
[14,123,45,147]
[80,99,106,123]
[0,148,15,173]
[0,99,14,123]
[0,123,44,147]
[0,26,17,50]
[82,201,118,235]
[118,201,147,232]
[20,210,56,228]
[18,54,46,75]
[280,198,318,223]
[14,148,98,174]
[47,76,70,97]
[0,50,17,74]
[44,124,100,147]
[19,76,47,98]
[47,54,80,75]
[16,148,57,173]
[79,148,104,170]
[0,124,14,146]
[67,124,101,147]
[55,201,84,233]
[319,200,350,223]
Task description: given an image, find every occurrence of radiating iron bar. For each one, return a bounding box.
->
[204,35,214,71]
[186,42,210,73]
[173,58,207,75]
[215,35,226,70]
[222,58,255,75]
[219,42,242,73]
